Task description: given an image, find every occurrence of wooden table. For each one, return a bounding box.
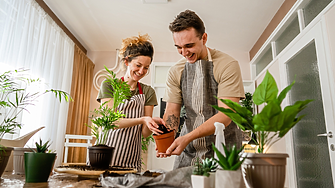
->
[0,171,101,188]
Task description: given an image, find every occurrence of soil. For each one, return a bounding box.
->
[153,124,173,135]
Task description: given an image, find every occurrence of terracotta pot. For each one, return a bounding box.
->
[153,131,174,153]
[0,147,13,177]
[88,145,114,169]
[241,153,289,188]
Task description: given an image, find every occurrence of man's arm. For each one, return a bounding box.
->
[164,96,240,156]
[163,102,182,131]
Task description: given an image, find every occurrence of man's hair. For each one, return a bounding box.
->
[169,10,205,39]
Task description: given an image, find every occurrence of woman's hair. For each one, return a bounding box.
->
[169,10,205,39]
[119,34,154,73]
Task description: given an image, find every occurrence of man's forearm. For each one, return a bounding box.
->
[165,114,180,130]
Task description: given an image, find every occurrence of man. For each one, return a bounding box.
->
[158,10,245,169]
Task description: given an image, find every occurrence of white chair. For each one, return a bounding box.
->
[63,134,93,164]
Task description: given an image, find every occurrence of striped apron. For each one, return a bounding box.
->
[104,80,144,172]
[173,48,242,169]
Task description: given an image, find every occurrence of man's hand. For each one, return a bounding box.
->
[156,134,191,157]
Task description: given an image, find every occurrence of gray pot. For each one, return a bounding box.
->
[0,147,14,177]
[242,153,289,188]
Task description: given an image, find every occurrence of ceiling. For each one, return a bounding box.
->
[44,0,285,54]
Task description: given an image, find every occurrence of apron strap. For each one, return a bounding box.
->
[121,77,143,94]
[207,47,212,62]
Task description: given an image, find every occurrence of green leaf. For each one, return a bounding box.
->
[277,78,295,105]
[212,143,229,169]
[253,70,278,105]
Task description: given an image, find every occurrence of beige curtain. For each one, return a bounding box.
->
[65,45,95,163]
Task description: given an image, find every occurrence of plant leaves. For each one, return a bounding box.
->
[253,70,278,105]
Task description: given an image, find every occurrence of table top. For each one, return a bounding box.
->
[0,171,101,188]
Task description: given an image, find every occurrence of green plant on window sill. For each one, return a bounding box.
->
[212,70,313,153]
[87,66,131,146]
[0,69,72,145]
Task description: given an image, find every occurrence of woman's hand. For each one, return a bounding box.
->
[142,116,166,135]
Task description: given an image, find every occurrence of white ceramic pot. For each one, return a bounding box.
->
[191,174,210,188]
[13,147,34,175]
[215,169,245,188]
[209,172,216,188]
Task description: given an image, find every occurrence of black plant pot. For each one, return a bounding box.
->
[88,145,114,169]
[0,147,13,177]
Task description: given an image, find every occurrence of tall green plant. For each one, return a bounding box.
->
[0,69,72,143]
[212,71,313,153]
[87,66,131,145]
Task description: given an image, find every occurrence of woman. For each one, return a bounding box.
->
[97,34,164,171]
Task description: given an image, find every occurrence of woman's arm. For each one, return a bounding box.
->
[100,99,163,135]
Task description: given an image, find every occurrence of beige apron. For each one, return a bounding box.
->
[173,48,242,169]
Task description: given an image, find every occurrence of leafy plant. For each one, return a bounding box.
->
[192,158,210,177]
[33,139,52,153]
[202,157,218,172]
[241,92,253,113]
[212,143,245,170]
[0,69,72,144]
[212,70,313,153]
[87,66,131,145]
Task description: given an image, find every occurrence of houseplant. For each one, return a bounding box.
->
[212,70,313,188]
[0,69,71,177]
[87,66,131,169]
[152,124,175,153]
[24,139,56,182]
[212,143,245,188]
[191,158,211,188]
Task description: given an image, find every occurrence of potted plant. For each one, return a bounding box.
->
[201,157,217,188]
[212,143,245,188]
[191,158,211,188]
[24,139,56,182]
[0,69,71,177]
[152,124,175,153]
[212,70,313,188]
[87,66,131,169]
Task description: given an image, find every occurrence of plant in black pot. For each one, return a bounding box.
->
[152,124,175,153]
[24,139,56,183]
[0,69,71,177]
[87,66,131,169]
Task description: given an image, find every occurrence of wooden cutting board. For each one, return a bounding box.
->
[54,163,137,176]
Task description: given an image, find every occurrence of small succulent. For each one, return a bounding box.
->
[202,158,218,172]
[212,143,245,170]
[33,139,52,153]
[192,158,210,177]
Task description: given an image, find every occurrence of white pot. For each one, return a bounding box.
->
[209,172,215,188]
[191,174,210,188]
[215,169,245,188]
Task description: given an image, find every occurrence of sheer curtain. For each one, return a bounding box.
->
[0,0,74,166]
